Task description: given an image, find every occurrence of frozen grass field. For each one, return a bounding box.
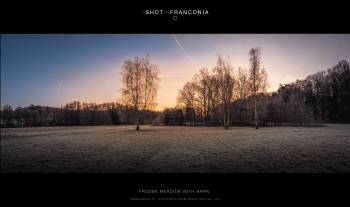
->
[1,124,350,173]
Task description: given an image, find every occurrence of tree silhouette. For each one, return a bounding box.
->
[120,55,160,130]
[214,55,235,129]
[249,48,267,129]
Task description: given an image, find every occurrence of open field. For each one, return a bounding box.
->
[1,124,350,173]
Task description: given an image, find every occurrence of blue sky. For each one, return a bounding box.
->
[1,34,350,109]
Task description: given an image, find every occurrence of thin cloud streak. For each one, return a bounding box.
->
[57,80,64,95]
[171,34,197,68]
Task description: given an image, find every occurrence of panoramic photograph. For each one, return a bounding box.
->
[1,34,350,173]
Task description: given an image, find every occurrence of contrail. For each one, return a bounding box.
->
[57,80,63,95]
[171,34,196,67]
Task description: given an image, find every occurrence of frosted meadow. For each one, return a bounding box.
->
[2,124,349,173]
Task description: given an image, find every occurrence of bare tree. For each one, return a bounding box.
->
[236,67,250,121]
[249,48,267,129]
[214,55,235,129]
[121,55,160,130]
[236,67,250,100]
[192,68,211,124]
[207,72,219,124]
[177,81,196,126]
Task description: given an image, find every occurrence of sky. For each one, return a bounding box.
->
[1,34,350,110]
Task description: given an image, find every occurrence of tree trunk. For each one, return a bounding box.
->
[239,101,243,122]
[191,114,194,126]
[226,102,230,129]
[225,118,229,129]
[228,106,230,129]
[254,96,258,129]
[223,103,229,129]
[136,109,140,131]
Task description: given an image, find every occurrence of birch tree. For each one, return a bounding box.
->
[121,55,160,130]
[249,48,267,129]
[214,55,235,129]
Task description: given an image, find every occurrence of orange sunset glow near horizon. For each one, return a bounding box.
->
[1,34,350,110]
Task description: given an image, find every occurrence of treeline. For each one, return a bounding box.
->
[0,101,159,127]
[1,55,349,128]
[277,59,350,123]
[177,50,267,128]
[175,58,350,126]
